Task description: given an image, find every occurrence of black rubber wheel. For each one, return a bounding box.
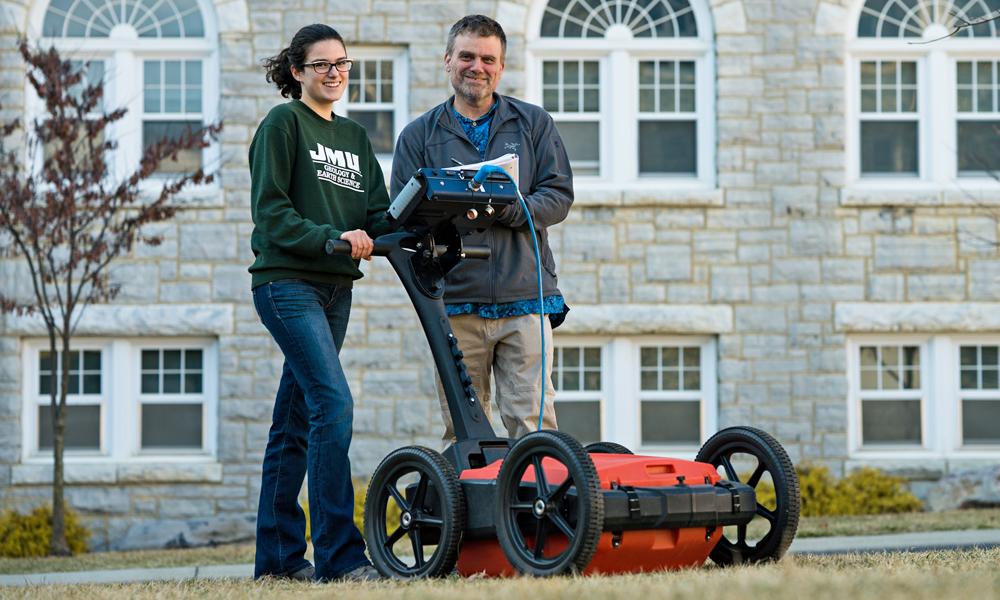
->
[364,446,465,579]
[695,426,800,566]
[584,441,633,455]
[495,430,604,576]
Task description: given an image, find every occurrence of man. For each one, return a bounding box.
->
[391,14,573,440]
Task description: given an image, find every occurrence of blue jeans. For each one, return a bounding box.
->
[252,279,369,581]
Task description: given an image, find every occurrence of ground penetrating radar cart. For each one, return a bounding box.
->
[325,167,801,578]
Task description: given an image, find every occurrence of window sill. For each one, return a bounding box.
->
[575,183,723,207]
[835,302,1000,333]
[11,460,223,485]
[4,303,235,336]
[557,304,733,335]
[841,180,1000,207]
[139,179,224,208]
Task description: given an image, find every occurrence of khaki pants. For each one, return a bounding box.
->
[437,313,558,440]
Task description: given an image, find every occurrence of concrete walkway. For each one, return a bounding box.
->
[2,529,999,587]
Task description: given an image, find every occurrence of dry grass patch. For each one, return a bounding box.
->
[0,543,255,575]
[2,549,999,600]
[795,507,1000,538]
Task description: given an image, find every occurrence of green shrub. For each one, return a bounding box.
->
[827,466,923,516]
[0,506,89,557]
[740,464,922,517]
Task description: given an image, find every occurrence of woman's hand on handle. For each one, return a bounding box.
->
[339,229,374,260]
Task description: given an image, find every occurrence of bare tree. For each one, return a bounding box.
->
[0,40,221,555]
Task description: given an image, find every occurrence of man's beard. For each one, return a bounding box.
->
[454,75,492,104]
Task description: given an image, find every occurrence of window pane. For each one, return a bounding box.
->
[164,350,182,369]
[562,370,580,391]
[861,399,921,444]
[641,401,700,444]
[143,121,203,173]
[640,370,658,390]
[957,121,1000,174]
[40,351,53,372]
[961,368,978,389]
[683,347,700,367]
[958,89,973,112]
[639,120,696,174]
[163,372,181,394]
[543,61,559,84]
[861,89,877,112]
[583,370,601,390]
[960,346,978,367]
[861,61,877,85]
[543,89,558,112]
[38,405,100,450]
[957,62,972,85]
[142,373,159,394]
[563,347,580,367]
[860,369,878,389]
[860,346,877,367]
[662,369,679,390]
[142,349,159,370]
[583,61,598,84]
[554,121,599,174]
[639,61,655,84]
[83,350,100,370]
[962,400,1000,444]
[983,368,998,389]
[82,374,100,394]
[563,88,579,112]
[350,110,394,154]
[984,346,998,365]
[583,347,600,368]
[640,348,657,367]
[661,347,678,367]
[900,61,916,84]
[860,121,918,174]
[639,89,656,112]
[554,400,600,444]
[141,403,202,449]
[682,369,700,390]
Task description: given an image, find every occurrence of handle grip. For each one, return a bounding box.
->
[325,238,490,260]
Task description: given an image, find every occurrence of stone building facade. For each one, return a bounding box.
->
[1,0,998,549]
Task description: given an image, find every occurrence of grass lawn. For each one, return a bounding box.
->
[1,508,998,576]
[1,548,998,600]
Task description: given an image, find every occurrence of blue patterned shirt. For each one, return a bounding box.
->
[452,102,497,159]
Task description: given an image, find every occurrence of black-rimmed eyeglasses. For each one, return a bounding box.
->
[301,59,354,74]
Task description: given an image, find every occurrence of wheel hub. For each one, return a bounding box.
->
[401,511,412,529]
[532,498,547,517]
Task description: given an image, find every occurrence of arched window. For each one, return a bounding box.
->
[527,0,715,188]
[848,0,1000,185]
[33,0,218,178]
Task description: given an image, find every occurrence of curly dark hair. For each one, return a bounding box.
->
[262,24,345,99]
[446,15,507,61]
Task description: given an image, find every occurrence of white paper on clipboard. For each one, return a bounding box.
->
[443,153,519,188]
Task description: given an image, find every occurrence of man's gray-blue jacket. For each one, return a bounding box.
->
[390,94,574,307]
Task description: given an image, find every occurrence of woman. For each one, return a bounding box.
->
[249,23,390,582]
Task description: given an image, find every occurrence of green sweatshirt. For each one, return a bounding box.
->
[248,100,392,289]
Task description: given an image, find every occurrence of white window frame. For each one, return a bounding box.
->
[27,0,220,197]
[21,337,218,464]
[525,0,716,192]
[552,335,717,457]
[336,46,409,172]
[847,334,1000,460]
[845,1,1000,194]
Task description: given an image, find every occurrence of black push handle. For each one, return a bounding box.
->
[325,238,490,259]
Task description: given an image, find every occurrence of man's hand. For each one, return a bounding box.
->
[339,229,375,260]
